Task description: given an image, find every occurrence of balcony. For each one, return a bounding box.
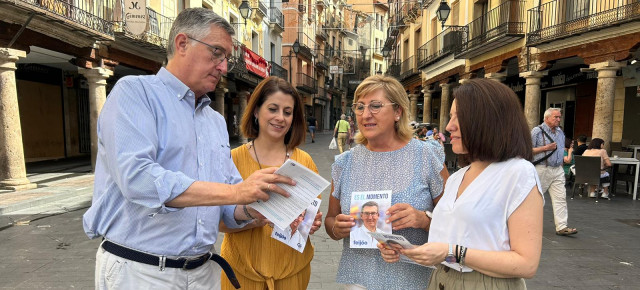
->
[527,0,640,46]
[114,7,173,52]
[401,2,422,25]
[297,32,315,59]
[315,52,328,70]
[400,56,417,80]
[250,0,268,18]
[297,72,318,94]
[269,7,284,32]
[269,61,288,81]
[316,87,328,101]
[417,26,467,69]
[316,25,329,41]
[456,0,526,59]
[6,0,114,39]
[385,60,401,78]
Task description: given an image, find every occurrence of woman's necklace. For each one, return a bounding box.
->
[251,140,290,169]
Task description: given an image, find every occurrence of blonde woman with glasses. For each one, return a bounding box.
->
[325,75,448,289]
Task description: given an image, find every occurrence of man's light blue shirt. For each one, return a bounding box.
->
[531,123,565,167]
[83,68,244,256]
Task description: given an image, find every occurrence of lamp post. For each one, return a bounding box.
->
[381,45,391,58]
[285,39,300,83]
[239,0,252,24]
[436,0,451,29]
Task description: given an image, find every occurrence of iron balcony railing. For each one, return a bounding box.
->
[317,25,329,40]
[114,7,173,50]
[527,0,640,46]
[298,32,316,58]
[269,61,287,81]
[16,0,114,37]
[458,0,525,58]
[296,72,318,94]
[316,87,328,100]
[269,7,284,30]
[385,60,401,78]
[229,39,248,74]
[417,26,467,69]
[258,0,268,17]
[315,52,328,70]
[400,56,417,80]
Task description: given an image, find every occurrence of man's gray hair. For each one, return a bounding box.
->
[166,8,235,59]
[340,114,346,120]
[361,201,379,211]
[543,107,562,119]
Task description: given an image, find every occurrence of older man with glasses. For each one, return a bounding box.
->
[83,8,295,289]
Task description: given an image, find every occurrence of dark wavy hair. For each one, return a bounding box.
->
[240,76,306,149]
[588,138,605,150]
[454,79,533,164]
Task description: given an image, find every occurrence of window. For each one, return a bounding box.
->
[348,39,353,45]
[566,0,590,21]
[451,1,459,26]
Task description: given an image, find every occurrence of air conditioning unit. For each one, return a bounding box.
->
[443,30,463,53]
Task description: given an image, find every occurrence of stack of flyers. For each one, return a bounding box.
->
[368,232,435,268]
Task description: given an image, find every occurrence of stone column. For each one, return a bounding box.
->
[422,89,432,123]
[214,88,225,116]
[485,72,506,82]
[439,82,452,133]
[590,60,625,151]
[408,93,418,122]
[520,71,546,130]
[0,48,36,190]
[238,91,249,144]
[79,67,113,170]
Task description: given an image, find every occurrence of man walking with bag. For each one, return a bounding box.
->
[532,108,577,236]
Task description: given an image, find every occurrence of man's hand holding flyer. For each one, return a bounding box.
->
[249,159,330,230]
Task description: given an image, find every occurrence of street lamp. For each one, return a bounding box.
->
[284,39,300,82]
[381,45,391,58]
[436,0,451,29]
[239,0,252,25]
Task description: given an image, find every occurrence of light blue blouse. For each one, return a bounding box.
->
[331,139,445,289]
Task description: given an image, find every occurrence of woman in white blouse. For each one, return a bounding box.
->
[378,79,544,289]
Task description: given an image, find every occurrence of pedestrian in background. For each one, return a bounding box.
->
[326,75,448,290]
[582,138,612,199]
[307,112,317,143]
[382,79,543,289]
[334,114,350,153]
[532,108,578,236]
[220,76,322,289]
[83,8,294,289]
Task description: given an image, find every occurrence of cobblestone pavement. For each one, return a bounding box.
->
[1,132,640,289]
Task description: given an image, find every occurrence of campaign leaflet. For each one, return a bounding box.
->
[368,232,435,268]
[349,190,392,248]
[271,198,322,253]
[249,159,330,230]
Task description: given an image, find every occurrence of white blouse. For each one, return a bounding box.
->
[428,158,543,272]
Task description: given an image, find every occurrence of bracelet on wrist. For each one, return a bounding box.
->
[243,205,254,220]
[331,222,339,239]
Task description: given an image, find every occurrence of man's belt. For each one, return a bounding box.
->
[102,240,241,289]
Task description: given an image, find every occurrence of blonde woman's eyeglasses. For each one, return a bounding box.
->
[351,101,397,115]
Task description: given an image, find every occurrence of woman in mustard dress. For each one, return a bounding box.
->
[220,76,322,289]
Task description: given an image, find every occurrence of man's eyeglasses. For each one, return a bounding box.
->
[187,36,237,71]
[352,101,396,115]
[361,211,379,217]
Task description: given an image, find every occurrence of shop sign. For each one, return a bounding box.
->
[243,47,269,78]
[124,0,148,35]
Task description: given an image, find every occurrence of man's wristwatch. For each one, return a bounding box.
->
[424,210,433,220]
[445,243,457,263]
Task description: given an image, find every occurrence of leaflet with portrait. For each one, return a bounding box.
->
[271,198,322,253]
[349,190,392,248]
[249,159,330,230]
[368,232,435,268]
